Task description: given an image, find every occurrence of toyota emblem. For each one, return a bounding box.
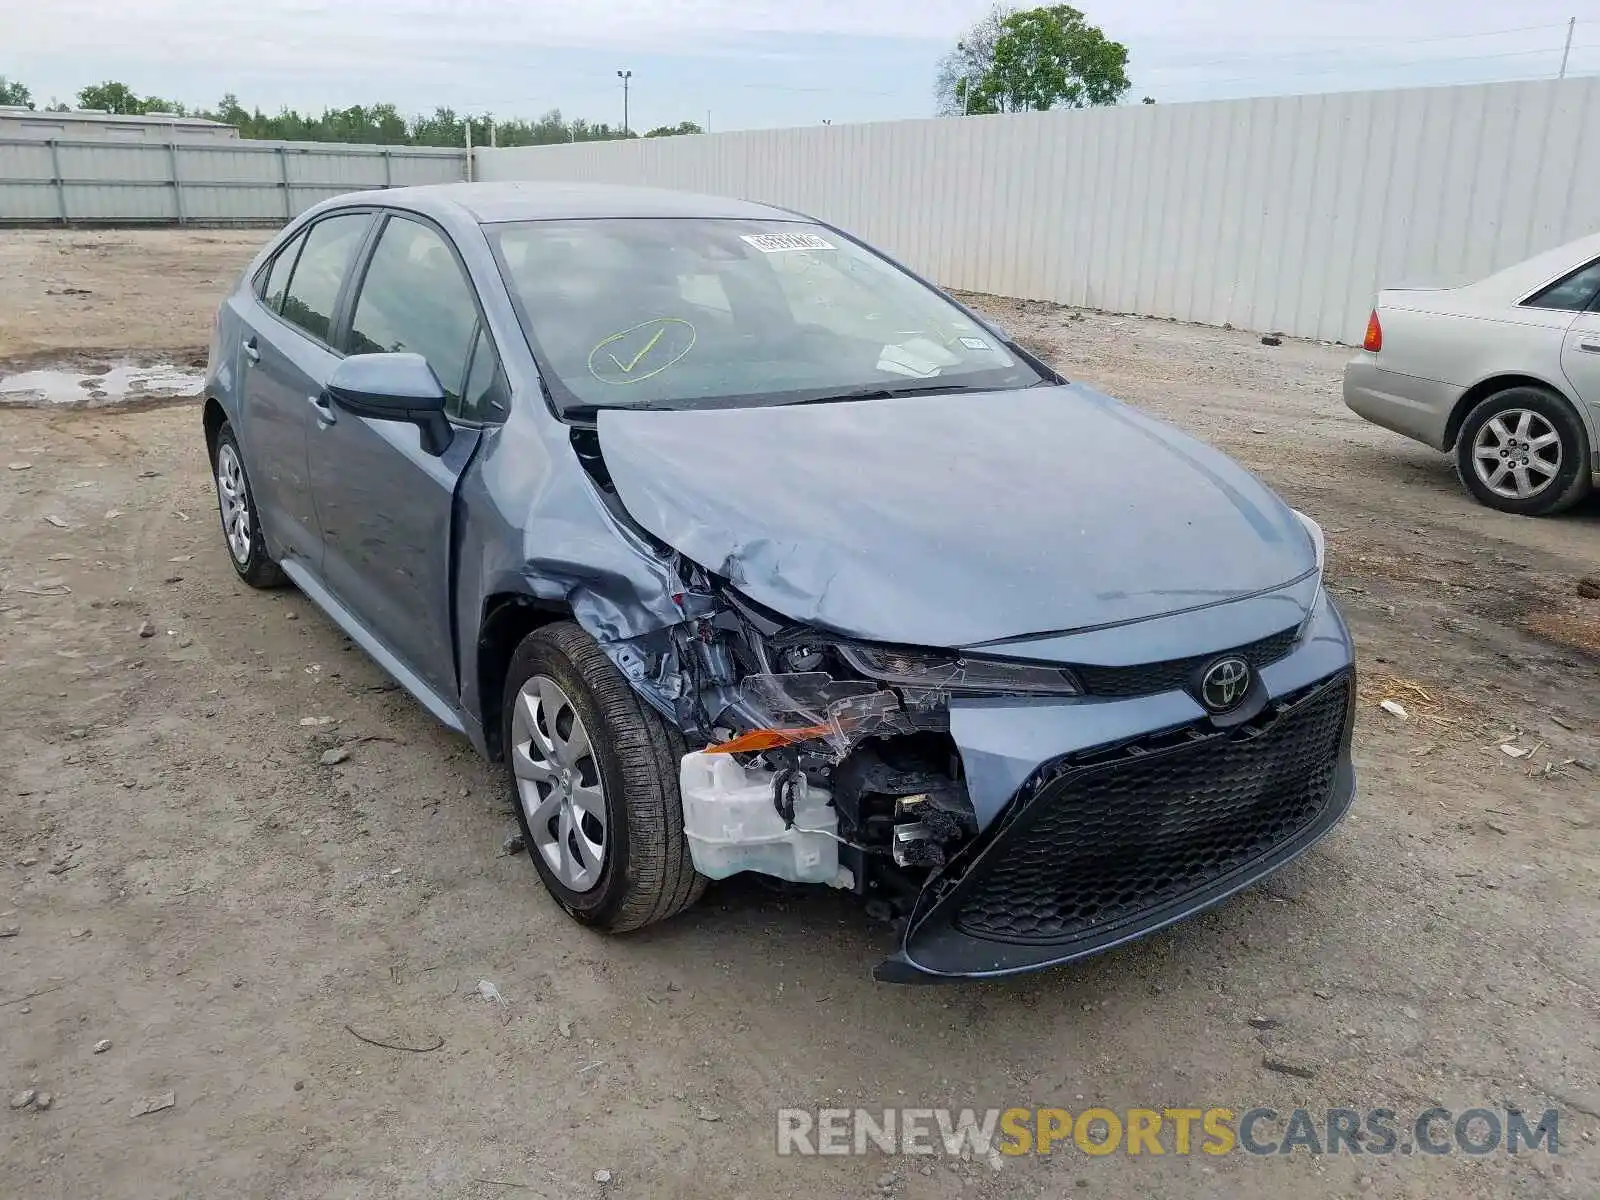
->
[1199,656,1252,712]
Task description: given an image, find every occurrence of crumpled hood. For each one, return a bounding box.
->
[597,385,1315,648]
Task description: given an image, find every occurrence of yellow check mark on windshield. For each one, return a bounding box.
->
[608,326,666,373]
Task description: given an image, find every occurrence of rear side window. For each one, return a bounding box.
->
[1522,258,1600,311]
[347,215,482,407]
[279,213,372,344]
[257,231,305,313]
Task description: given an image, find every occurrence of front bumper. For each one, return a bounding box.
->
[876,592,1358,982]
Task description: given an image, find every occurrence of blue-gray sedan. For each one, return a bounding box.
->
[202,182,1356,980]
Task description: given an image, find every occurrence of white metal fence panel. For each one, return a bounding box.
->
[0,139,467,227]
[476,78,1600,343]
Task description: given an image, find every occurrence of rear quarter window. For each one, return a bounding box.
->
[255,231,307,313]
[1520,258,1600,311]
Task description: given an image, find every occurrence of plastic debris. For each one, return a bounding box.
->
[594,1170,613,1184]
[476,980,506,1006]
[1378,699,1407,719]
[1499,745,1529,759]
[94,1039,112,1054]
[319,747,349,766]
[130,1091,175,1116]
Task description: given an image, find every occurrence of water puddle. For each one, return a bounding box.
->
[0,361,205,408]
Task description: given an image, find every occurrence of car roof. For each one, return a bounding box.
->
[367,181,805,225]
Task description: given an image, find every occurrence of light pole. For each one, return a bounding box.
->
[617,69,632,136]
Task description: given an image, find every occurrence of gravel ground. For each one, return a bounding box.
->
[0,230,1596,1200]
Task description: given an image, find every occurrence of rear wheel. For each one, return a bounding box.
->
[211,423,286,588]
[1455,386,1591,516]
[501,621,705,931]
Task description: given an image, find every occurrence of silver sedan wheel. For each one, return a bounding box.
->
[215,442,253,565]
[1471,408,1562,500]
[510,674,607,893]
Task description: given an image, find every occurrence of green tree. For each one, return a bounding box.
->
[969,5,1130,113]
[76,80,143,114]
[0,76,34,108]
[138,96,188,116]
[51,81,693,146]
[644,121,703,137]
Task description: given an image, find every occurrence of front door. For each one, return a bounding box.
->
[306,212,503,705]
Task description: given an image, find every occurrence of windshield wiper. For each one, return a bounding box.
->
[783,381,993,407]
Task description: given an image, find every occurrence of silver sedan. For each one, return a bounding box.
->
[1344,231,1600,516]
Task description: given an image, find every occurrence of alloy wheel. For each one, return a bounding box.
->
[215,442,253,565]
[510,674,607,892]
[1471,408,1562,500]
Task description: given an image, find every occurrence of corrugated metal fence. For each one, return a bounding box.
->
[476,77,1600,343]
[0,138,466,226]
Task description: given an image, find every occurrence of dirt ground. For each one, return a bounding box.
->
[1,229,1596,1200]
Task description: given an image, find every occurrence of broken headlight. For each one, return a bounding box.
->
[836,644,1081,696]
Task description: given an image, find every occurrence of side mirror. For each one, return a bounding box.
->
[326,352,453,455]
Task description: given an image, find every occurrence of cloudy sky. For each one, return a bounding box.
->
[6,1,1597,130]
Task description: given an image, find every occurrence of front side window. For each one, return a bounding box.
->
[348,215,482,408]
[1522,259,1600,311]
[489,218,1043,413]
[279,212,372,344]
[459,326,505,423]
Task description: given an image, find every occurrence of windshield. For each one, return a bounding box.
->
[488,218,1046,412]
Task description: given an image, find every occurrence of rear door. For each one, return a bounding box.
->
[1560,299,1600,425]
[306,211,505,703]
[241,210,375,564]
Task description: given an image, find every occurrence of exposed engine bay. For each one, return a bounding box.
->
[590,550,995,921]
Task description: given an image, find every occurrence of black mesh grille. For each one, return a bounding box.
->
[954,674,1349,945]
[1074,626,1300,698]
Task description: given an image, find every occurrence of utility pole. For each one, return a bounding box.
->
[617,69,632,136]
[1558,16,1575,79]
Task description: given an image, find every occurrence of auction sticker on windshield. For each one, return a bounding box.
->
[742,233,836,253]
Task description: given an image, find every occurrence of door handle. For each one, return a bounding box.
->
[242,336,260,363]
[309,392,337,426]
[1578,340,1600,354]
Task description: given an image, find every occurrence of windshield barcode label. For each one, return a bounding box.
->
[741,233,836,253]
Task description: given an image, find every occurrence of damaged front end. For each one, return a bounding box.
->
[589,564,1077,962]
[583,547,1356,984]
[544,400,1354,983]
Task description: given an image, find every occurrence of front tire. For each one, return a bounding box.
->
[501,621,706,932]
[211,423,286,588]
[1455,386,1591,516]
